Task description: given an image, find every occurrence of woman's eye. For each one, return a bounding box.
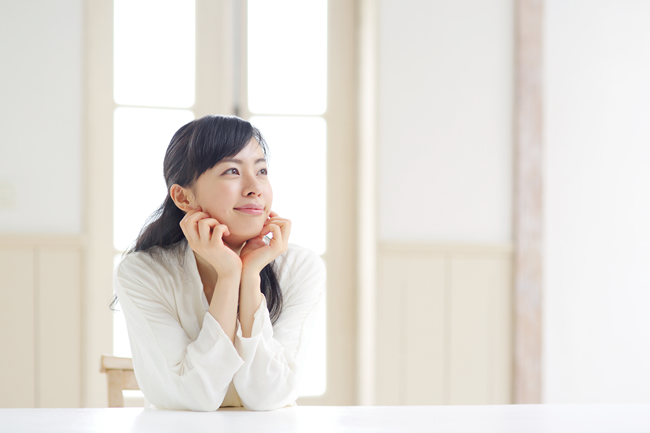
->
[259,168,268,175]
[224,168,239,175]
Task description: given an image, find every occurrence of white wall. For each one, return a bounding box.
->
[544,0,650,403]
[0,0,83,234]
[9,0,649,406]
[378,0,513,244]
[379,0,650,405]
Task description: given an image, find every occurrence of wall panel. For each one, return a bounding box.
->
[376,243,512,405]
[38,247,82,407]
[0,236,84,408]
[490,255,512,404]
[403,256,446,405]
[376,255,405,405]
[449,256,492,404]
[0,248,35,407]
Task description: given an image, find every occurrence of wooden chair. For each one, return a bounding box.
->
[100,354,140,407]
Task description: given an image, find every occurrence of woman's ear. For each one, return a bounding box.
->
[170,184,196,212]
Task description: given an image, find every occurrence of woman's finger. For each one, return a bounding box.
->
[263,223,283,247]
[181,210,214,244]
[266,217,289,227]
[181,210,203,240]
[210,224,231,244]
[179,209,197,227]
[261,222,279,236]
[198,218,218,242]
[264,216,289,227]
[279,219,291,240]
[264,218,291,238]
[183,210,209,229]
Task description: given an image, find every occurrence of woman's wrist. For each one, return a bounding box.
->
[212,263,243,282]
[217,270,242,285]
[217,272,242,284]
[241,269,262,288]
[241,264,263,279]
[238,270,262,338]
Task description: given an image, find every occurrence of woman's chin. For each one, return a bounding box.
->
[223,229,263,244]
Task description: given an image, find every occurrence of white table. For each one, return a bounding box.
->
[1,405,650,432]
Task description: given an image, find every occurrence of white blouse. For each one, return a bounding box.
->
[113,239,326,411]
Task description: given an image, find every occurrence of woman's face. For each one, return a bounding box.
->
[192,139,273,245]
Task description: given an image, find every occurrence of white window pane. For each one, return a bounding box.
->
[298,271,327,396]
[114,0,195,107]
[113,309,132,358]
[114,107,194,251]
[113,253,145,404]
[251,116,326,255]
[248,0,328,115]
[113,253,132,358]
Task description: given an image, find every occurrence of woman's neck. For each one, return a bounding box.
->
[225,239,245,255]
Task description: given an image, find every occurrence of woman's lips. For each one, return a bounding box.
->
[234,207,264,215]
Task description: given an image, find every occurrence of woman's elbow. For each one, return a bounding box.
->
[144,386,224,412]
[240,385,299,411]
[242,398,293,411]
[149,397,221,412]
[188,402,221,412]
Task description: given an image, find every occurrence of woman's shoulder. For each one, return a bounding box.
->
[274,243,326,296]
[277,243,325,272]
[115,241,191,289]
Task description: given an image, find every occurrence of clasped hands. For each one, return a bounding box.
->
[179,207,291,279]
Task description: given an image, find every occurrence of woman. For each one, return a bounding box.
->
[112,115,326,411]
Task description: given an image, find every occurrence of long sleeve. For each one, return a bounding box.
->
[114,255,245,411]
[232,247,326,411]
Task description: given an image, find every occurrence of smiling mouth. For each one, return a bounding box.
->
[234,207,264,215]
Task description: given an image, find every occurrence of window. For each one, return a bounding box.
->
[245,0,330,396]
[111,0,339,399]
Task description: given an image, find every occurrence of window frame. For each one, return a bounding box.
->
[84,0,359,406]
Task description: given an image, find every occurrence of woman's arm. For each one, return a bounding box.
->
[181,207,243,344]
[238,271,264,338]
[238,210,290,338]
[235,211,329,410]
[209,274,241,344]
[115,257,245,411]
[233,249,326,410]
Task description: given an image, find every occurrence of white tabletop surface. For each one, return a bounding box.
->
[1,405,650,433]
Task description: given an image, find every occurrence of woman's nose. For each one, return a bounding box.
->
[243,174,262,196]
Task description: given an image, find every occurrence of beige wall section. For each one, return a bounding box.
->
[38,247,82,407]
[403,256,446,405]
[449,254,512,404]
[376,243,513,405]
[83,0,115,407]
[356,0,379,407]
[0,247,35,407]
[0,236,84,408]
[194,0,235,117]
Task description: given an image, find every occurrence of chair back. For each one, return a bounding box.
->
[100,354,139,407]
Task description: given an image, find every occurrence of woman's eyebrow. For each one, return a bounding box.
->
[219,157,266,164]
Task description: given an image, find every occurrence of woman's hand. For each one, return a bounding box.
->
[179,207,242,278]
[240,211,291,275]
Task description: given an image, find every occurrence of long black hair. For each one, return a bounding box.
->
[111,115,283,324]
